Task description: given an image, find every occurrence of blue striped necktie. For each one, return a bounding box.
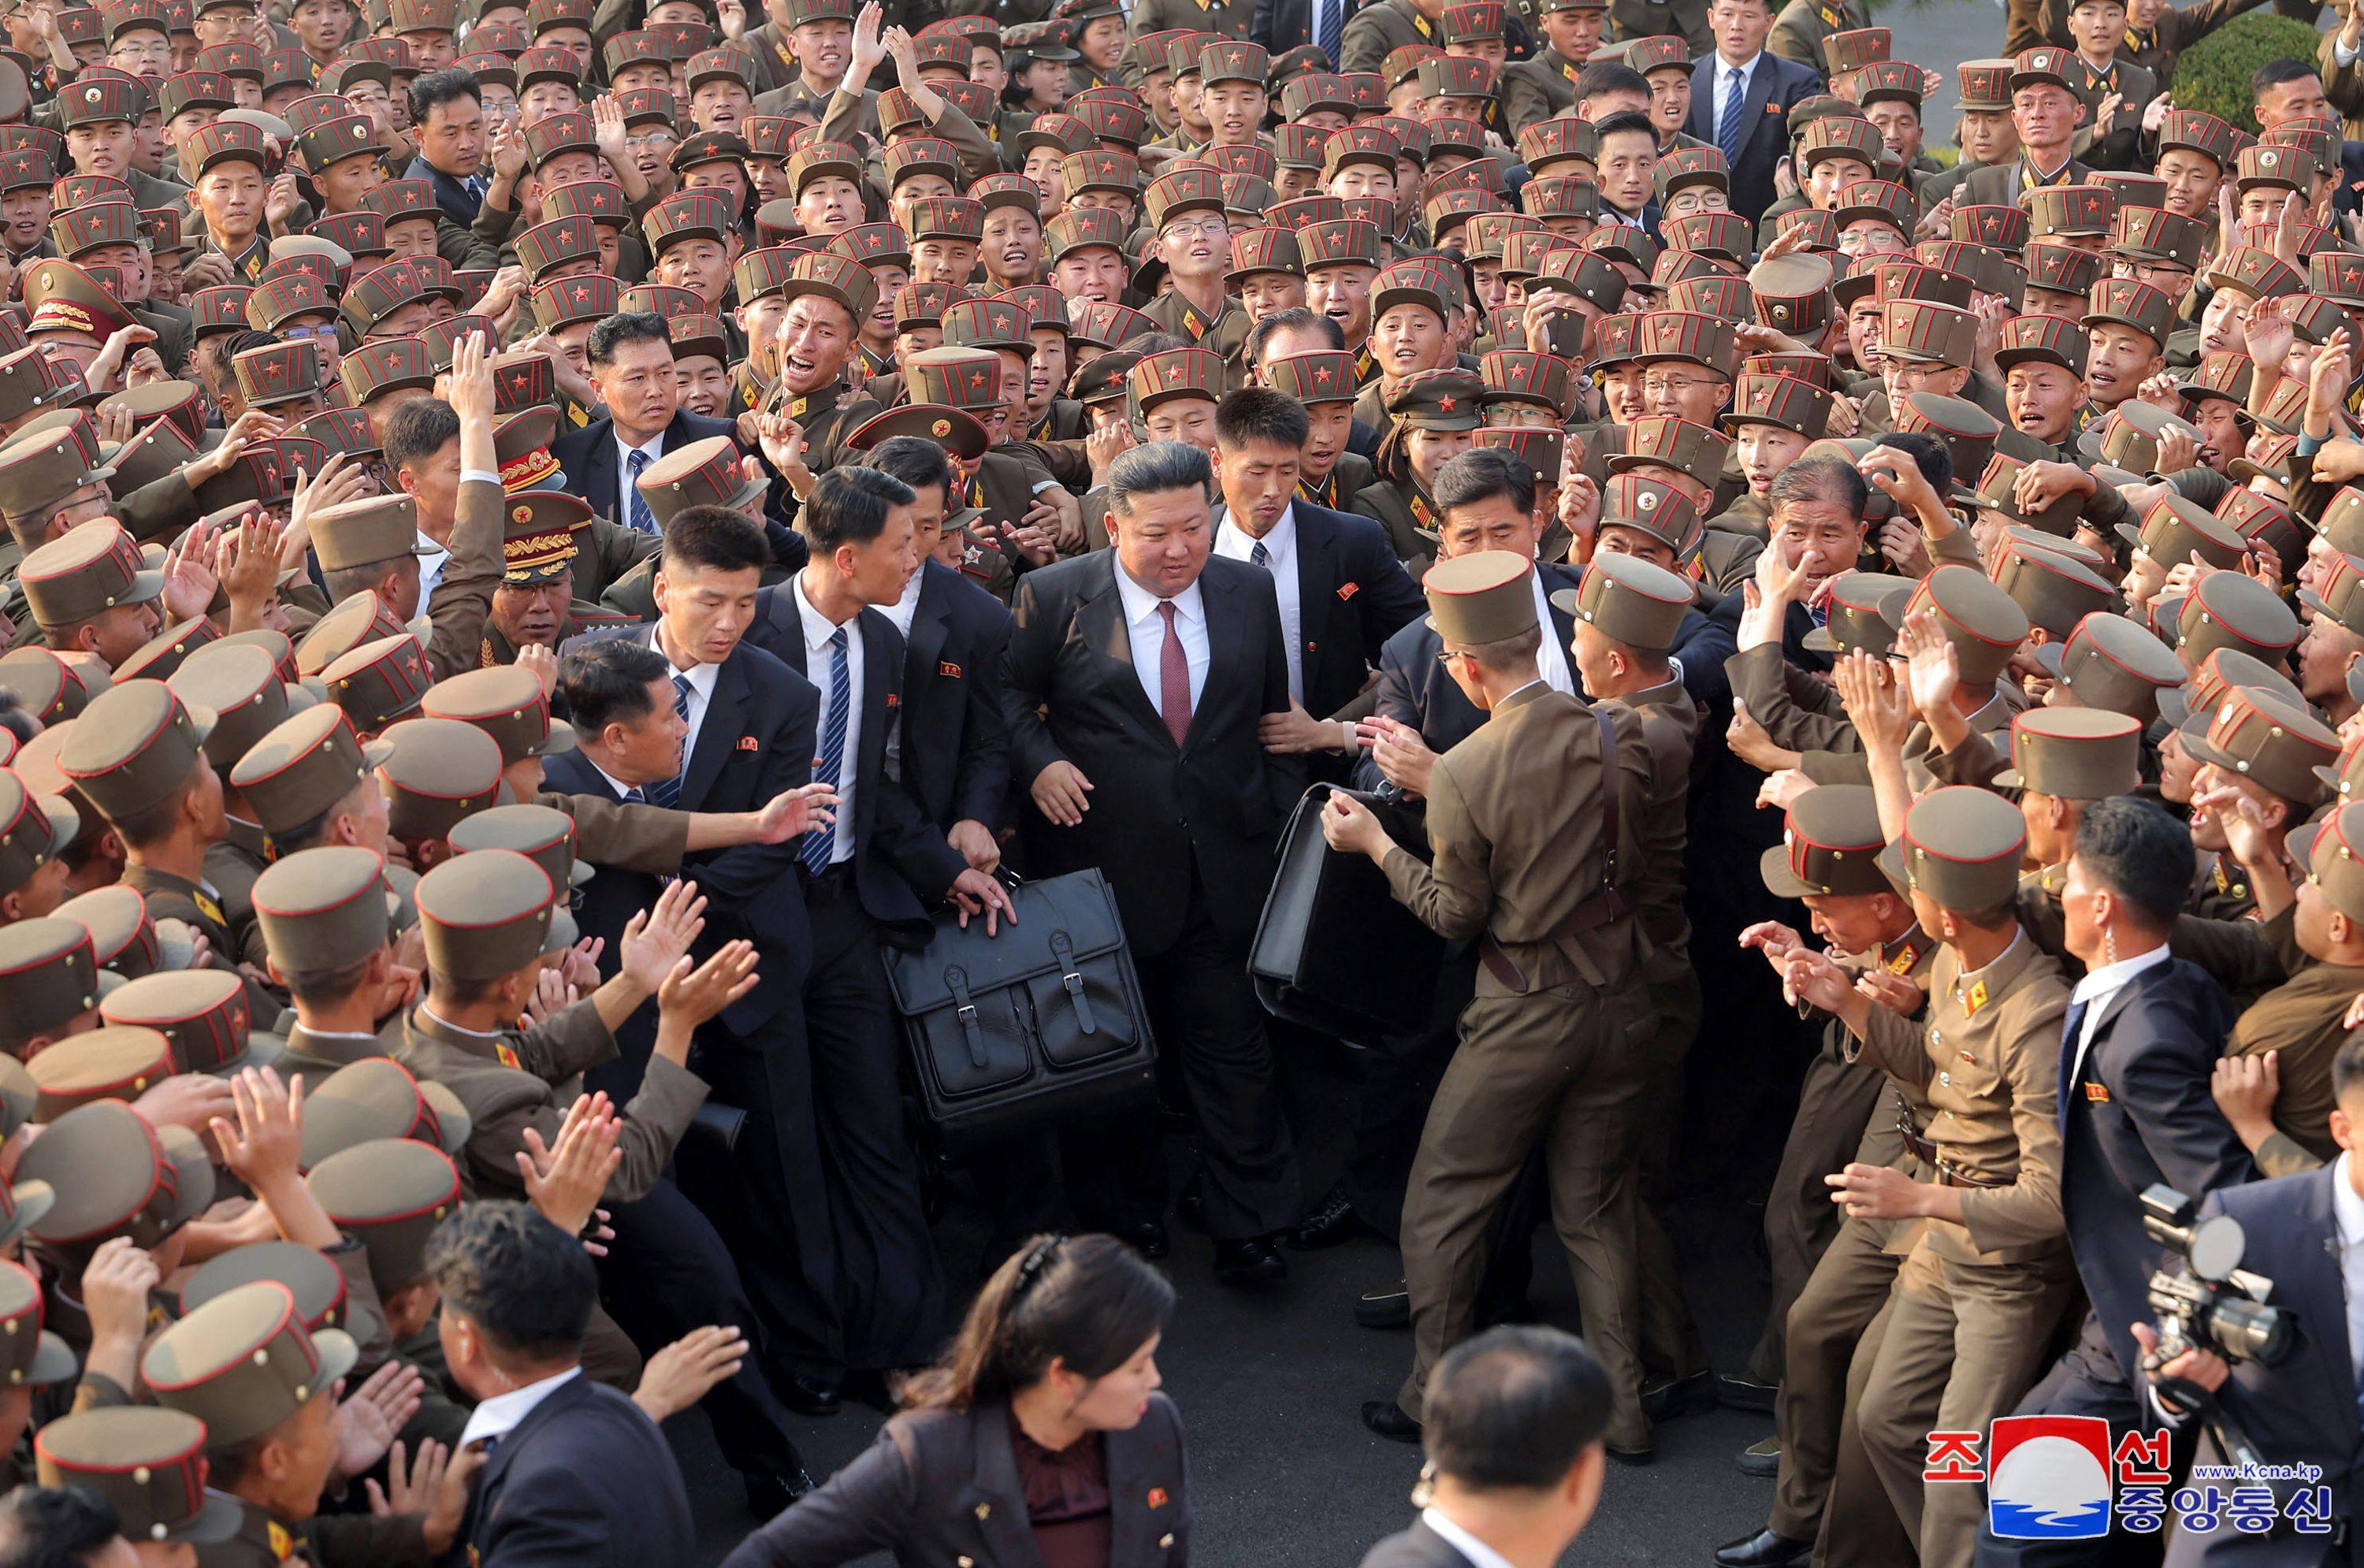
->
[1314,0,1340,68]
[626,448,659,536]
[802,629,849,876]
[645,674,693,808]
[1718,65,1745,162]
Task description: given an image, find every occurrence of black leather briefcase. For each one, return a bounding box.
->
[1249,783,1444,1039]
[882,868,1156,1150]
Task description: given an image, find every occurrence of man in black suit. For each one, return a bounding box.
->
[402,68,493,229]
[1251,0,1360,65]
[1211,387,1425,790]
[552,312,745,537]
[1358,1326,1611,1568]
[429,1202,694,1568]
[739,470,1013,1388]
[1970,799,2255,1568]
[1686,0,1826,225]
[557,509,846,1410]
[1004,440,1308,1284]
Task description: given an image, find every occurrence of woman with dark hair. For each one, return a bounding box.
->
[720,1234,1188,1568]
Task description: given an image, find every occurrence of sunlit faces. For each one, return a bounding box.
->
[1954,106,2018,167]
[2255,70,2331,128]
[1866,99,1921,163]
[1307,262,1379,344]
[1637,359,1730,424]
[1026,329,1067,418]
[1020,147,1067,211]
[2156,147,2223,218]
[2183,393,2243,470]
[1373,301,1449,382]
[911,235,979,287]
[1435,491,1541,560]
[1772,497,1867,579]
[65,119,137,179]
[1406,425,1474,489]
[2018,284,2084,321]
[289,0,348,58]
[2114,254,2194,306]
[1067,187,1136,223]
[794,174,863,238]
[1838,217,1909,258]
[890,172,957,232]
[1298,397,1353,484]
[1141,393,1217,453]
[1537,3,1604,61]
[384,214,439,261]
[195,157,266,246]
[1015,55,1069,112]
[980,205,1043,288]
[1327,163,1396,203]
[1157,211,1227,281]
[1734,422,1809,496]
[2065,0,2128,64]
[1660,184,1729,221]
[1051,242,1128,303]
[2011,82,2081,162]
[2003,361,2084,444]
[1885,356,1969,399]
[1236,270,1306,321]
[1643,67,1689,139]
[2084,321,2162,410]
[1076,14,1125,72]
[788,15,851,87]
[518,80,583,126]
[775,293,859,395]
[1593,128,1656,216]
[654,237,732,306]
[1598,362,1646,423]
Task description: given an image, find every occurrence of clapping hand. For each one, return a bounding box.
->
[519,1091,623,1239]
[619,879,708,994]
[657,939,760,1029]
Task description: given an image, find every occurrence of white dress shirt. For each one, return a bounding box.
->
[1420,1507,1517,1568]
[877,567,924,781]
[1532,570,1574,697]
[616,430,666,529]
[2065,941,2172,1090]
[792,573,864,865]
[457,1366,581,1452]
[1113,562,1210,720]
[1713,50,1761,138]
[1215,507,1303,704]
[655,636,721,775]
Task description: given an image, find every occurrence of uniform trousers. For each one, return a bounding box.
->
[1770,1214,1905,1544]
[1396,975,1652,1451]
[1634,968,1706,1384]
[1746,1050,1891,1386]
[1856,1238,2080,1568]
[1815,1295,1915,1568]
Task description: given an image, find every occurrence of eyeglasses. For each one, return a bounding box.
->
[1641,374,1725,396]
[1159,216,1228,241]
[625,131,675,148]
[283,323,337,341]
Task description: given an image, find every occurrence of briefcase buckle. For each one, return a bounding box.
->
[946,965,989,1069]
[1050,930,1097,1035]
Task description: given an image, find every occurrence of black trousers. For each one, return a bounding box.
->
[803,868,948,1371]
[598,1176,806,1480]
[1345,946,1477,1239]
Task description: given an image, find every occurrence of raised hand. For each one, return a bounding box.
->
[619,879,708,993]
[208,1066,306,1191]
[1898,612,1960,720]
[749,782,840,843]
[632,1326,747,1422]
[519,1091,623,1236]
[657,938,760,1030]
[845,0,886,85]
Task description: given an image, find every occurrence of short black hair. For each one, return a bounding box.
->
[805,467,915,554]
[280,953,377,1010]
[2072,797,2194,926]
[661,503,768,577]
[1872,430,1952,497]
[423,1200,597,1362]
[2253,58,2322,100]
[2333,1029,2364,1104]
[558,637,670,737]
[1576,62,1648,102]
[408,67,481,126]
[382,397,460,473]
[587,311,671,368]
[1423,1325,1611,1491]
[0,1487,123,1568]
[1433,447,1534,521]
[221,328,275,362]
[1215,387,1310,452]
[1591,110,1656,145]
[864,435,953,503]
[1105,440,1212,518]
[1243,307,1344,367]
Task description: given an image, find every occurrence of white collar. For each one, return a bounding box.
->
[2068,942,2171,1007]
[418,1004,509,1042]
[585,756,644,798]
[791,570,858,658]
[616,427,664,459]
[1113,560,1206,627]
[457,1366,581,1452]
[1719,50,1761,77]
[654,631,722,697]
[1419,1507,1518,1568]
[894,564,925,614]
[2332,1152,2364,1254]
[1220,504,1295,563]
[1953,928,2024,997]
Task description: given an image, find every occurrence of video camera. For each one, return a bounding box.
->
[2141,1184,2294,1467]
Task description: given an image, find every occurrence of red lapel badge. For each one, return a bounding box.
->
[1338,582,1359,600]
[736,734,759,750]
[939,660,962,677]
[886,693,900,708]
[495,1043,521,1070]
[1147,1488,1169,1510]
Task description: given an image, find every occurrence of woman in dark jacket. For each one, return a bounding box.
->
[720,1234,1188,1568]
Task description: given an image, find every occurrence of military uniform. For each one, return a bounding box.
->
[1767,0,1868,70]
[1340,0,1440,74]
[1500,48,1584,136]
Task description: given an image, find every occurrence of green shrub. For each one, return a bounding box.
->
[2171,13,2326,132]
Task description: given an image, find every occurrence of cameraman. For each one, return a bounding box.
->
[2133,1027,2364,1565]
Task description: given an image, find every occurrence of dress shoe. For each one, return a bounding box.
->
[1109,1220,1170,1260]
[1355,1280,1411,1329]
[1175,1190,1207,1233]
[1712,1529,1812,1567]
[778,1374,840,1418]
[1735,1436,1781,1478]
[1605,1444,1654,1467]
[1717,1373,1779,1414]
[1641,1369,1718,1421]
[1212,1235,1287,1285]
[1288,1184,1361,1250]
[1361,1400,1422,1443]
[742,1468,814,1519]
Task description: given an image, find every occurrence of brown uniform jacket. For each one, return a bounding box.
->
[1829,927,1941,1256]
[2225,957,2364,1176]
[1619,676,1699,971]
[1340,0,1439,75]
[1767,0,1867,69]
[204,817,272,972]
[1139,290,1252,385]
[1953,155,2096,210]
[1500,52,1582,139]
[1849,931,2072,1264]
[417,477,504,682]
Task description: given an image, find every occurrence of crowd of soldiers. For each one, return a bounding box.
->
[0,0,2352,1559]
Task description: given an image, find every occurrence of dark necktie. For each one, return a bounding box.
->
[1718,65,1746,162]
[1157,601,1191,748]
[1250,539,1271,569]
[1314,0,1340,68]
[802,628,849,875]
[645,674,693,808]
[2056,997,2091,1123]
[626,448,659,535]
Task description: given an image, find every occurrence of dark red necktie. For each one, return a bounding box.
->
[1158,600,1191,747]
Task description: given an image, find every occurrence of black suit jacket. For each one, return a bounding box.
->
[461,1375,693,1568]
[538,747,669,1100]
[1685,52,1824,224]
[1269,501,1425,722]
[403,154,485,229]
[893,559,1013,833]
[1003,550,1300,957]
[740,588,968,938]
[558,624,819,1028]
[2059,955,2252,1388]
[1250,0,1362,55]
[552,407,743,533]
[1358,1521,1478,1568]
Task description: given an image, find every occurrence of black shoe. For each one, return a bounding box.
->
[1361,1399,1421,1443]
[1735,1437,1780,1478]
[1288,1185,1361,1250]
[1712,1529,1812,1567]
[1641,1369,1718,1421]
[742,1469,814,1520]
[1717,1373,1779,1414]
[1606,1444,1654,1467]
[778,1374,841,1418]
[839,1369,898,1415]
[1212,1235,1287,1285]
[1109,1220,1170,1260]
[1355,1280,1411,1329]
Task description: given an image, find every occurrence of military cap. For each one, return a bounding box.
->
[25,1023,175,1123]
[2251,373,2315,437]
[2111,206,2206,272]
[1625,310,1734,377]
[2035,611,2187,724]
[338,338,433,407]
[640,190,731,258]
[249,849,393,998]
[19,518,161,634]
[901,195,985,245]
[287,110,377,184]
[181,119,270,184]
[1737,253,1829,337]
[530,273,619,334]
[163,641,291,774]
[1893,393,2000,495]
[1437,0,1501,39]
[637,435,764,526]
[321,633,430,734]
[372,715,501,849]
[1868,299,1973,373]
[1525,176,1604,224]
[46,201,140,263]
[1760,785,1892,899]
[1797,114,1883,173]
[1124,347,1221,415]
[1193,39,1267,88]
[2180,683,2333,806]
[1881,785,2025,911]
[37,1408,243,1541]
[2299,550,2364,644]
[0,1263,65,1386]
[2317,486,2364,559]
[2219,488,2304,577]
[1069,96,1150,149]
[307,495,426,577]
[1836,58,1927,109]
[1258,351,1356,408]
[1654,146,1729,206]
[2017,242,2102,300]
[229,700,392,838]
[2018,184,2115,243]
[1652,247,1729,293]
[100,968,254,1076]
[2288,799,2364,922]
[942,297,1029,355]
[2156,108,2236,169]
[0,916,99,1047]
[2161,645,2306,731]
[53,882,159,979]
[20,257,134,344]
[412,846,554,982]
[448,803,586,897]
[1141,166,1225,232]
[1991,535,2117,640]
[2175,569,2300,669]
[55,74,143,128]
[511,214,597,284]
[1276,74,1354,126]
[1548,549,1689,655]
[1743,351,1834,388]
[113,617,221,686]
[1418,54,1499,106]
[1987,706,2141,798]
[1369,260,1450,328]
[0,648,95,729]
[1604,414,1730,485]
[2089,169,2169,212]
[1584,472,1695,556]
[1937,209,2027,262]
[1719,372,1833,441]
[387,0,455,29]
[143,1281,359,1447]
[227,341,323,411]
[1792,570,1909,660]
[2113,490,2242,573]
[21,1098,210,1249]
[1382,366,1483,433]
[179,1242,359,1342]
[2236,142,2306,195]
[1476,351,1574,419]
[1516,116,1597,176]
[821,225,909,281]
[1013,113,1095,162]
[1660,210,1753,266]
[1964,453,2073,538]
[0,769,73,904]
[356,179,437,228]
[1422,550,1534,643]
[340,259,433,337]
[0,429,106,530]
[1883,565,2029,686]
[307,1139,462,1291]
[238,273,332,341]
[56,680,216,824]
[2309,249,2364,307]
[1379,42,1441,88]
